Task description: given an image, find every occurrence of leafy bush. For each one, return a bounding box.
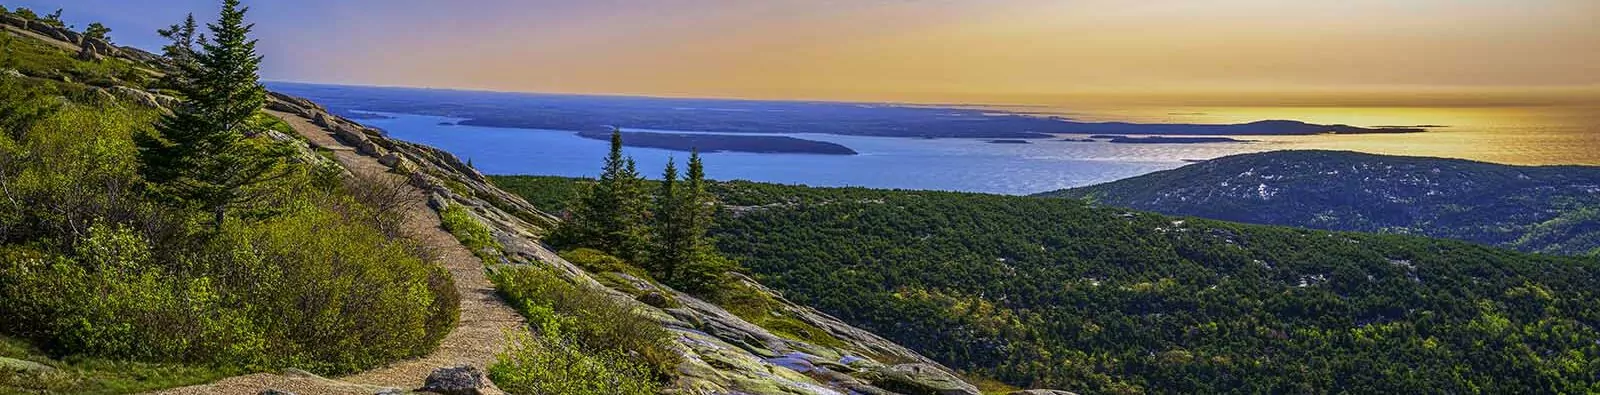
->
[488,265,680,381]
[0,72,458,378]
[440,202,502,263]
[489,331,659,395]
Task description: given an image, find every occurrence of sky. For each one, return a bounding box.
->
[11,0,1600,106]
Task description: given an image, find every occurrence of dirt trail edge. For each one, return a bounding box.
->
[146,109,527,395]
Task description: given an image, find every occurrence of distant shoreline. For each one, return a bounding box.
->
[573,130,859,155]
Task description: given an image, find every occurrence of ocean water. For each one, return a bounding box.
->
[277,83,1599,195]
[360,112,1301,195]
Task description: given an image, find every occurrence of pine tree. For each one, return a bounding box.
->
[84,23,112,42]
[670,149,732,292]
[649,157,686,277]
[136,0,291,230]
[551,129,649,261]
[156,14,200,88]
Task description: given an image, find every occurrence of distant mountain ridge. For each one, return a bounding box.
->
[1041,150,1600,256]
[267,82,1423,139]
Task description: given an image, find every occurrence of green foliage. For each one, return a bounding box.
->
[712,280,846,349]
[486,175,586,215]
[0,9,461,387]
[0,336,232,395]
[488,265,680,381]
[439,202,503,263]
[83,23,112,42]
[548,129,650,262]
[489,331,660,395]
[42,9,63,27]
[0,30,149,87]
[704,180,1600,393]
[137,0,289,230]
[12,8,37,20]
[0,76,62,139]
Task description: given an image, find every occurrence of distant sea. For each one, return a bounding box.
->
[268,82,1599,195]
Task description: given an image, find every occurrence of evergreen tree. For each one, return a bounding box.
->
[670,149,732,293]
[156,14,201,88]
[648,157,686,278]
[136,0,291,230]
[42,9,63,27]
[84,23,112,42]
[551,129,649,261]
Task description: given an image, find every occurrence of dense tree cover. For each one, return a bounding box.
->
[0,3,458,392]
[1043,150,1600,256]
[497,176,1600,393]
[546,131,732,294]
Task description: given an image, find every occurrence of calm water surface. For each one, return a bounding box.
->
[345,103,1596,195]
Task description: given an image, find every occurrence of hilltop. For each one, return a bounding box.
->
[1041,150,1600,256]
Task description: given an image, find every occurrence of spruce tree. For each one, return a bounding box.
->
[660,149,732,293]
[649,157,685,278]
[551,129,649,261]
[137,0,291,230]
[156,14,200,88]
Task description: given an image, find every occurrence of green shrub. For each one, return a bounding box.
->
[440,203,502,263]
[560,248,648,278]
[488,266,680,380]
[489,331,659,395]
[197,206,459,373]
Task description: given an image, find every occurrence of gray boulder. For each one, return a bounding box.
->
[856,363,980,395]
[418,365,489,395]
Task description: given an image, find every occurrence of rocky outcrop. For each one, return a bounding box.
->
[106,86,181,110]
[418,365,494,395]
[1007,390,1080,395]
[262,92,1004,394]
[0,14,120,59]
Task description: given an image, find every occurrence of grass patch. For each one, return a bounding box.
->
[713,280,848,349]
[489,332,660,395]
[0,336,233,395]
[439,203,503,263]
[488,265,680,381]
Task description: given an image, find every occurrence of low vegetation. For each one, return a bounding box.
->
[487,265,675,392]
[439,202,503,263]
[0,2,458,392]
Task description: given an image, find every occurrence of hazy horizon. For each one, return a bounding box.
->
[20,0,1600,109]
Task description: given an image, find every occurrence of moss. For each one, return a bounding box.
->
[715,281,848,349]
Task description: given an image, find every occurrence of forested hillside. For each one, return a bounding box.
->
[495,175,1600,394]
[1041,150,1600,256]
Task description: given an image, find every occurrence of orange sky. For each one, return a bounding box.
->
[250,0,1600,106]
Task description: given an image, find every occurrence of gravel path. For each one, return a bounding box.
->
[146,111,527,395]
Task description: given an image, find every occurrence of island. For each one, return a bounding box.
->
[575,130,858,155]
[1088,135,1255,144]
[987,139,1033,144]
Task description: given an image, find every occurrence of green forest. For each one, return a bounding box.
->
[493,175,1600,394]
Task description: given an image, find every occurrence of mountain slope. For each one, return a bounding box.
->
[2,11,1015,395]
[1041,150,1600,256]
